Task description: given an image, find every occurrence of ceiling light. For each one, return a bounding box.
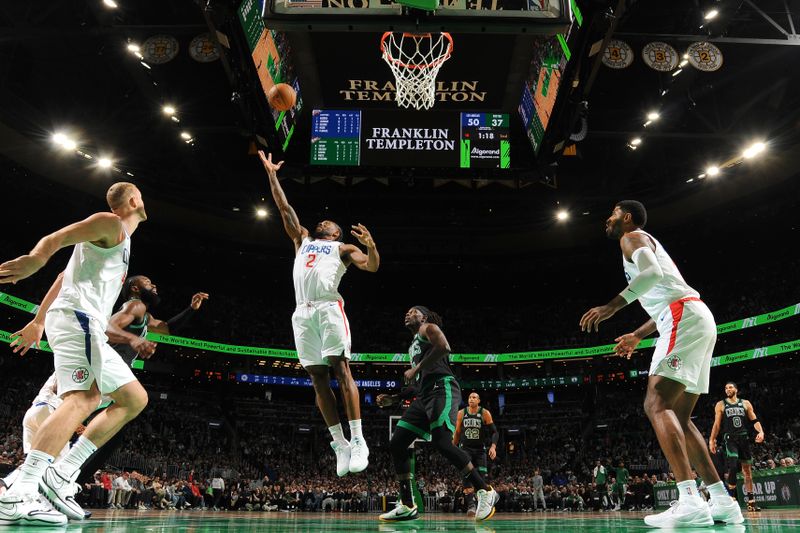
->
[698,173,706,179]
[683,53,689,60]
[706,166,720,177]
[170,116,180,123]
[647,111,660,121]
[256,208,268,219]
[742,141,766,159]
[102,0,118,7]
[679,59,688,67]
[140,61,151,69]
[686,178,694,183]
[180,131,192,140]
[127,43,140,53]
[62,139,77,150]
[672,69,683,77]
[556,210,569,221]
[704,9,719,21]
[630,137,642,146]
[162,105,176,115]
[52,132,67,145]
[98,157,112,168]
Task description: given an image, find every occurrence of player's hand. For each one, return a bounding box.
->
[489,444,497,460]
[579,305,617,332]
[613,333,641,359]
[130,337,157,359]
[9,320,45,355]
[376,394,397,408]
[756,432,765,444]
[0,255,46,285]
[190,292,209,310]
[258,151,284,174]
[709,439,717,455]
[403,367,418,385]
[350,224,375,249]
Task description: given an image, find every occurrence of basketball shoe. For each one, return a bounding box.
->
[349,436,369,473]
[39,466,87,520]
[0,489,67,526]
[331,441,351,477]
[644,497,713,528]
[708,496,744,524]
[379,502,418,522]
[475,487,500,521]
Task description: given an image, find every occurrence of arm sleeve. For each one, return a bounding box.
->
[486,423,499,445]
[166,307,197,333]
[620,246,664,303]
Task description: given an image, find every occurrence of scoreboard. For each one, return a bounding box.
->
[310,110,510,168]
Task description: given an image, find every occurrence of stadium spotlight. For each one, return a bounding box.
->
[97,157,113,169]
[127,43,140,53]
[704,9,719,21]
[162,105,176,116]
[672,69,683,77]
[52,132,67,146]
[180,131,192,140]
[102,0,118,7]
[742,141,766,159]
[556,210,569,221]
[706,165,720,177]
[630,138,642,146]
[62,138,77,150]
[646,111,660,121]
[256,207,268,219]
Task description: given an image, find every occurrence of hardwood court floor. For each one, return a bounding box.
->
[6,509,798,531]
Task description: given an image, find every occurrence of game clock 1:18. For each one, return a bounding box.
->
[459,112,510,169]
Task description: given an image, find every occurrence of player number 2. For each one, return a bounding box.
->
[305,254,317,268]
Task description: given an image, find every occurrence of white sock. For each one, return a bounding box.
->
[707,481,729,499]
[11,450,53,495]
[55,436,98,480]
[328,423,348,445]
[349,419,363,440]
[677,480,699,502]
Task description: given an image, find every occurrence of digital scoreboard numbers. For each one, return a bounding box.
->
[310,109,361,166]
[310,110,510,168]
[460,113,510,169]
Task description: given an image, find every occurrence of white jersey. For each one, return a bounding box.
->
[292,238,347,305]
[32,373,62,410]
[49,225,130,330]
[622,229,700,321]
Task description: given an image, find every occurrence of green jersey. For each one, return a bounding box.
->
[615,467,629,485]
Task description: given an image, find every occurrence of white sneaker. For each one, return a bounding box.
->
[644,498,714,528]
[708,496,744,524]
[378,501,418,521]
[331,441,351,477]
[349,436,369,473]
[475,487,500,521]
[0,490,68,526]
[39,466,87,520]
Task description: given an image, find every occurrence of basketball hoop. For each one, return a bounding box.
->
[380,32,453,111]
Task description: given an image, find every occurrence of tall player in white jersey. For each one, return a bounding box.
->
[0,182,154,525]
[260,152,380,477]
[580,201,743,529]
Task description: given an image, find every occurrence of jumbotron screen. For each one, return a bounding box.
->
[310,109,510,168]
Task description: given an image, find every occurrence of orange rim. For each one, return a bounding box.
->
[380,32,453,70]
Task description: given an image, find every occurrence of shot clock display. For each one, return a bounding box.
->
[310,110,509,168]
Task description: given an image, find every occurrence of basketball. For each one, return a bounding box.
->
[268,83,296,111]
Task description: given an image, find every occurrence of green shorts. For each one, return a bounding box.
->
[396,376,460,441]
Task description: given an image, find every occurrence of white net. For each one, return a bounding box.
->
[380,32,453,110]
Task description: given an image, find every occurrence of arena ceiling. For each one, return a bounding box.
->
[0,0,798,254]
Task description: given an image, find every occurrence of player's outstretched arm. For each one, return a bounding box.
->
[744,400,765,443]
[0,212,124,284]
[149,292,209,335]
[9,272,64,355]
[342,224,380,272]
[258,151,308,248]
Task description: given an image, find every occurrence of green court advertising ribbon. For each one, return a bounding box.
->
[0,291,797,364]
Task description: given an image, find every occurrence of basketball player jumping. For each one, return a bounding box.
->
[453,392,499,517]
[259,151,379,477]
[0,182,153,525]
[580,200,743,528]
[376,307,498,522]
[709,381,764,511]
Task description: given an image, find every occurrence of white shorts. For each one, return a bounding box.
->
[45,309,137,397]
[650,298,717,395]
[292,300,351,368]
[22,404,69,460]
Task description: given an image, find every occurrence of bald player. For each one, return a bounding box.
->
[453,392,499,517]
